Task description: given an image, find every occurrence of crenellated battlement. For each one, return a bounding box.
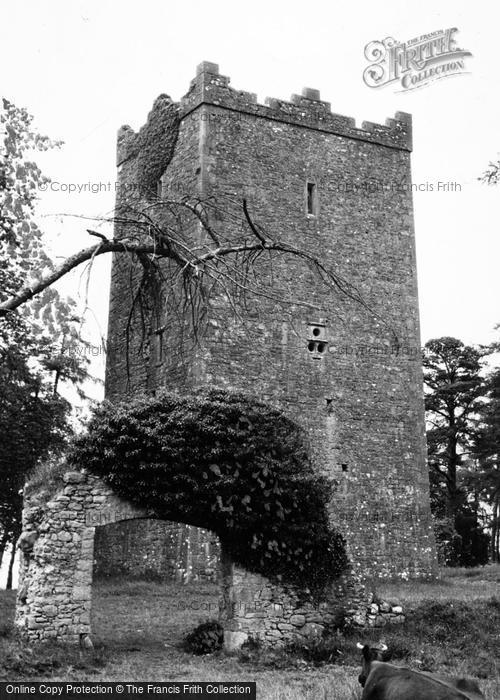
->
[116,62,412,166]
[179,61,412,151]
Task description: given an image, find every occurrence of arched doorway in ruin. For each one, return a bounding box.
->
[15,467,369,650]
[15,470,228,647]
[91,517,221,650]
[15,392,372,649]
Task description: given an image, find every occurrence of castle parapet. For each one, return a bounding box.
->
[180,61,412,151]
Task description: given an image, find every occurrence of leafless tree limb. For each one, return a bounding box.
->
[1,197,394,344]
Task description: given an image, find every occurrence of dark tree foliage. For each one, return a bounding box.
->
[454,507,490,567]
[423,337,489,566]
[0,338,75,582]
[0,348,70,568]
[474,161,500,561]
[0,99,88,579]
[423,337,485,515]
[473,366,500,561]
[68,389,348,597]
[183,620,224,655]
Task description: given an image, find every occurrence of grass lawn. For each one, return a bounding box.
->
[372,562,500,604]
[0,566,499,699]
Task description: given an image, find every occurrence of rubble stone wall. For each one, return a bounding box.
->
[220,552,404,650]
[94,520,219,583]
[16,469,402,649]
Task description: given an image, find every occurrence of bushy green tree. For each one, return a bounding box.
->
[0,347,70,582]
[0,100,89,584]
[69,389,348,598]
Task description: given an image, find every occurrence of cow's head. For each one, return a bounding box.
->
[357,642,388,687]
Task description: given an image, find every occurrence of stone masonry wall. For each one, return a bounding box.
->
[94,520,219,582]
[16,471,152,643]
[16,469,398,649]
[220,551,403,651]
[103,61,438,581]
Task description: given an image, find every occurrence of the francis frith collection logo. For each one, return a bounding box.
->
[363,28,472,91]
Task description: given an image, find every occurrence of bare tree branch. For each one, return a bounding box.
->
[1,199,392,345]
[87,229,109,243]
[243,199,268,245]
[1,239,163,317]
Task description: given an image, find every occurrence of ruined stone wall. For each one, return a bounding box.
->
[105,96,184,398]
[16,470,146,642]
[105,95,200,399]
[220,552,403,651]
[94,520,219,582]
[16,470,379,648]
[103,62,438,581]
[15,470,224,643]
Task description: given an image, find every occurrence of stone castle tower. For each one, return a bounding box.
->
[103,61,437,580]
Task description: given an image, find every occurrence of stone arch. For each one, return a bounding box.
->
[15,469,374,649]
[16,470,155,644]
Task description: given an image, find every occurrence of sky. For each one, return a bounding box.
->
[0,0,499,588]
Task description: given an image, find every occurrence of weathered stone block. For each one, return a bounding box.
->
[224,630,248,652]
[72,586,90,601]
[27,616,42,630]
[63,472,85,484]
[352,612,367,627]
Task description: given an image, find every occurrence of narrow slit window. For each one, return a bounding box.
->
[153,326,165,367]
[307,182,317,215]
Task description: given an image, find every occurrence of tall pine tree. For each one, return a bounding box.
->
[423,337,489,566]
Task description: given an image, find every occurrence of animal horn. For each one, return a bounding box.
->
[356,642,364,649]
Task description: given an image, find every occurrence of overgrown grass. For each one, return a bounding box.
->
[369,562,500,604]
[0,566,499,699]
[26,457,69,497]
[90,578,221,651]
[0,589,108,681]
[237,599,500,676]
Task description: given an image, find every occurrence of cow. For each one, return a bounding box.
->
[357,642,485,699]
